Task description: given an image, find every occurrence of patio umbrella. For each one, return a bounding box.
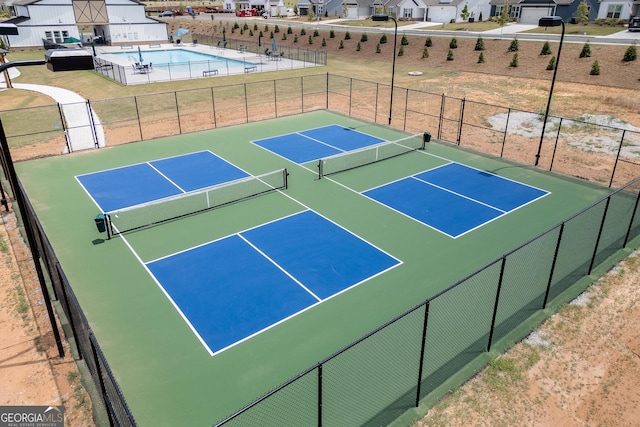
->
[137,46,143,62]
[174,28,189,38]
[272,38,277,52]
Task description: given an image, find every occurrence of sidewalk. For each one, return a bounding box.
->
[1,68,105,152]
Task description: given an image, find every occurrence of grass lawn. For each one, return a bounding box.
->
[521,23,627,36]
[426,21,502,32]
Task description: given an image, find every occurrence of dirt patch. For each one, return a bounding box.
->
[416,251,640,427]
[0,209,95,426]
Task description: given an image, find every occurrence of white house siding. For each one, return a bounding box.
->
[596,1,633,20]
[9,25,79,47]
[427,5,456,22]
[519,7,553,24]
[398,0,424,20]
[108,23,167,43]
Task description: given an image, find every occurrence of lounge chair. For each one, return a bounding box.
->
[191,39,198,46]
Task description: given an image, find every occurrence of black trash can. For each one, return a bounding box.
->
[95,214,106,233]
[423,132,432,144]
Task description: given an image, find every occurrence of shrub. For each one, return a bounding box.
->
[475,37,485,51]
[579,42,591,58]
[264,24,269,32]
[398,45,404,56]
[249,30,253,36]
[233,22,239,29]
[282,33,287,40]
[546,56,556,70]
[376,43,381,53]
[294,34,298,43]
[508,38,519,52]
[300,28,306,35]
[274,25,280,33]
[380,33,387,44]
[253,23,258,31]
[321,37,326,47]
[361,33,368,42]
[356,42,361,51]
[623,44,637,61]
[243,23,249,31]
[339,40,344,49]
[450,38,457,49]
[345,31,351,40]
[287,26,292,34]
[313,29,319,37]
[270,31,273,39]
[447,49,454,60]
[308,35,313,44]
[401,35,409,45]
[540,41,552,55]
[259,30,263,37]
[330,29,335,38]
[422,46,429,58]
[425,37,432,47]
[478,52,485,63]
[590,60,600,75]
[509,52,519,67]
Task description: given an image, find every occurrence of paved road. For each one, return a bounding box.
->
[167,14,640,45]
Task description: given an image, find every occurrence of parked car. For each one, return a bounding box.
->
[158,10,174,17]
[629,16,640,32]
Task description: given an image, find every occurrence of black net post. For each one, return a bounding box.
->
[317,364,323,427]
[0,179,8,211]
[623,189,640,247]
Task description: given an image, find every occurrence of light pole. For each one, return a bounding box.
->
[535,16,565,167]
[372,13,397,126]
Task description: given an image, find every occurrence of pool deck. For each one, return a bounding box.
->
[95,43,318,84]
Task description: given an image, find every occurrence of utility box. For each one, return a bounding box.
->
[45,49,94,72]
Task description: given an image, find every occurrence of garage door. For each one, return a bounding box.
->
[520,7,554,24]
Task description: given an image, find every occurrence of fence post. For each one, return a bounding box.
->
[133,96,143,141]
[244,83,249,123]
[487,257,507,351]
[588,197,611,274]
[348,78,352,117]
[325,72,329,110]
[86,100,100,148]
[437,94,445,140]
[317,364,323,427]
[0,120,65,358]
[301,76,304,113]
[57,103,72,153]
[274,79,279,118]
[623,187,640,247]
[374,83,379,124]
[543,223,565,308]
[500,108,510,158]
[415,300,430,407]
[89,335,115,427]
[548,117,563,171]
[210,87,217,128]
[609,129,626,188]
[174,91,182,134]
[457,98,465,146]
[403,89,409,131]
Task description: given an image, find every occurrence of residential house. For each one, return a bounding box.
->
[1,0,168,48]
[488,0,600,25]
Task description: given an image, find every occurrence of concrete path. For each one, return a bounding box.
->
[1,68,105,153]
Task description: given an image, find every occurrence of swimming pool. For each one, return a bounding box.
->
[112,49,247,67]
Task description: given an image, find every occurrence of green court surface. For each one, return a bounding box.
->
[16,111,612,426]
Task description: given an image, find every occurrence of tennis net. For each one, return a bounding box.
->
[105,168,288,236]
[317,133,427,179]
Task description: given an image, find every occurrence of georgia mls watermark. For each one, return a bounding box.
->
[0,406,64,427]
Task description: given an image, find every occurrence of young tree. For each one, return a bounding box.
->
[425,37,432,47]
[509,52,519,67]
[339,40,344,49]
[580,42,591,58]
[447,49,454,60]
[376,43,381,53]
[478,52,485,63]
[308,8,315,21]
[380,34,387,44]
[361,33,368,42]
[590,60,600,75]
[345,31,351,40]
[450,37,457,49]
[475,36,485,51]
[322,37,326,47]
[508,38,519,52]
[460,4,470,21]
[330,29,335,38]
[624,43,637,61]
[401,35,409,45]
[422,46,429,58]
[546,56,556,70]
[398,45,404,56]
[497,0,510,30]
[540,41,552,55]
[576,0,590,25]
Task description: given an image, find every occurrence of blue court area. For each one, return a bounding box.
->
[253,124,385,163]
[364,163,549,238]
[76,151,248,212]
[146,210,401,355]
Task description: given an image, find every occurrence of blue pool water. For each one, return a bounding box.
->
[112,49,247,66]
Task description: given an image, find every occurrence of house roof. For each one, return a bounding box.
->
[488,0,524,5]
[424,0,464,6]
[2,15,30,24]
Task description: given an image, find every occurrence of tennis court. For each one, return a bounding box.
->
[15,111,614,426]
